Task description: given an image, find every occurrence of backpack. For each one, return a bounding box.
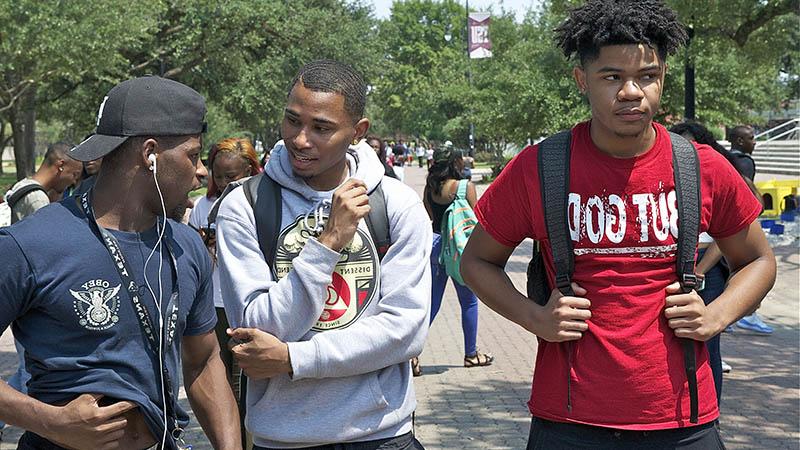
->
[439,179,477,286]
[526,130,702,424]
[0,183,48,227]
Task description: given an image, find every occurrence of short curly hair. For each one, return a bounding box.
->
[555,0,688,65]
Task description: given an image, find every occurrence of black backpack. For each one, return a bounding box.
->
[526,130,702,424]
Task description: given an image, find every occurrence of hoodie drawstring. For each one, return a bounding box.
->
[303,198,331,234]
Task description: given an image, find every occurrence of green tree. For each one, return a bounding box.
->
[46,0,381,152]
[0,0,160,178]
[372,0,470,143]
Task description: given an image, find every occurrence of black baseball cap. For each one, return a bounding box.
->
[69,76,207,162]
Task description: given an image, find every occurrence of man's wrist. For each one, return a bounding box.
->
[317,231,342,253]
[33,403,61,441]
[704,301,728,336]
[523,301,545,336]
[282,342,293,376]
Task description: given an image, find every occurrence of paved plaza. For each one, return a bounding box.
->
[1,165,798,449]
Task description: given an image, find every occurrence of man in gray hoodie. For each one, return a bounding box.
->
[215,60,431,449]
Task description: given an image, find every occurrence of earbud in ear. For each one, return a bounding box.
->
[148,154,157,172]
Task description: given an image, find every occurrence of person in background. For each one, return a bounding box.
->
[392,140,407,182]
[189,137,262,387]
[726,125,773,335]
[367,136,398,179]
[418,146,493,376]
[5,142,82,224]
[426,145,434,169]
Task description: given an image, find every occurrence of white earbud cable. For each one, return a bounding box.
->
[143,158,169,448]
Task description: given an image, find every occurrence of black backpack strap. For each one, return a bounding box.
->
[8,183,47,208]
[670,131,701,424]
[365,181,391,261]
[537,130,574,296]
[243,174,282,278]
[7,183,47,225]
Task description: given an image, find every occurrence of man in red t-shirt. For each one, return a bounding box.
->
[460,1,776,448]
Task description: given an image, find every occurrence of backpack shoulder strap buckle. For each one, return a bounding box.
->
[681,273,698,290]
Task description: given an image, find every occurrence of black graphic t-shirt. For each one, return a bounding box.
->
[0,198,215,436]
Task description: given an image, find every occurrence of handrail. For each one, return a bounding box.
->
[756,118,799,140]
[761,127,799,143]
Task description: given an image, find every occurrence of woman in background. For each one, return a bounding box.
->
[416,147,493,376]
[188,138,261,384]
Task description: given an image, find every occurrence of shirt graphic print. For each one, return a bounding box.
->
[274,215,380,331]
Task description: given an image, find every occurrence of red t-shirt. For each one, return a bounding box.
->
[474,121,762,430]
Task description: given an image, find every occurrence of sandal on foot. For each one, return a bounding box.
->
[464,351,494,367]
[411,357,422,377]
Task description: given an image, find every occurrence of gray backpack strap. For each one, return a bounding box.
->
[669,131,701,424]
[537,130,574,296]
[364,181,391,261]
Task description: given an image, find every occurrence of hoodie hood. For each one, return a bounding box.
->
[265,139,385,200]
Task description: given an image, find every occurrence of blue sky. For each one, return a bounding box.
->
[370,0,543,22]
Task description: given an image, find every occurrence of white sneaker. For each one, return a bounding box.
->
[721,360,732,373]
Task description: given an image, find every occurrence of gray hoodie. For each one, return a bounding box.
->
[215,140,432,448]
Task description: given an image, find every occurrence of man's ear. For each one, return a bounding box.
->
[353,118,370,142]
[140,138,158,168]
[573,66,588,94]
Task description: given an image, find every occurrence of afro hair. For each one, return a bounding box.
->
[555,0,688,65]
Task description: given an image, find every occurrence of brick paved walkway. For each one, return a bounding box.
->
[1,165,798,449]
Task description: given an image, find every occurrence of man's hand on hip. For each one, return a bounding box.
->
[45,393,137,450]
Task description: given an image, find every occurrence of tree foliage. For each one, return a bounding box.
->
[1,0,796,178]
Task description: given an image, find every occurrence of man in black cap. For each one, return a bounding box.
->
[0,76,240,450]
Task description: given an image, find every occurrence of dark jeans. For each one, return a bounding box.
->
[254,432,423,450]
[17,432,69,450]
[526,418,725,450]
[697,248,726,404]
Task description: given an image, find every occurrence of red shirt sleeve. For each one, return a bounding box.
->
[474,145,537,247]
[698,145,762,239]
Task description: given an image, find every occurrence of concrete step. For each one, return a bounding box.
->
[756,156,800,162]
[754,159,800,166]
[753,148,800,158]
[758,167,800,176]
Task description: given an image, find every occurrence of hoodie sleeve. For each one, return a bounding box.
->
[287,198,432,379]
[215,188,342,342]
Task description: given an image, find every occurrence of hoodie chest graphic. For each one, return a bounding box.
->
[274,215,380,331]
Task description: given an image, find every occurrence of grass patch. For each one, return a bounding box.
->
[190,187,208,198]
[1,172,17,196]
